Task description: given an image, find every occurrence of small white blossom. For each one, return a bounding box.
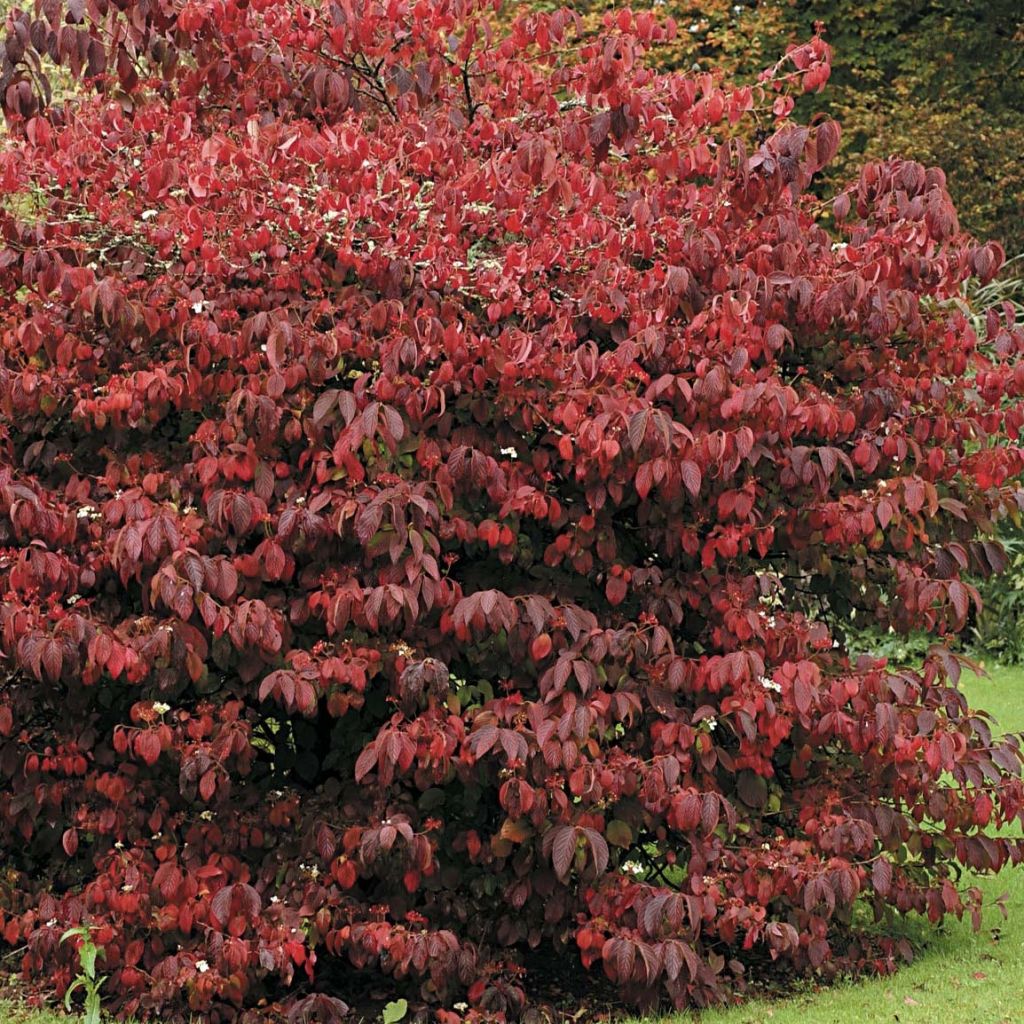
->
[141,210,159,221]
[621,860,644,876]
[121,884,135,893]
[453,1004,469,1013]
[499,446,518,459]
[67,594,81,606]
[199,810,214,821]
[706,717,718,732]
[46,918,58,928]
[759,676,782,694]
[270,896,281,904]
[114,841,124,850]
[77,505,96,519]
[152,702,171,715]
[196,959,210,974]
[192,301,205,314]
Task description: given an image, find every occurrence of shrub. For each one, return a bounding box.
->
[517,1,1024,255]
[1,2,1023,1021]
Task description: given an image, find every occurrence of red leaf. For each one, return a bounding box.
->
[605,575,628,607]
[199,769,218,802]
[551,825,577,881]
[873,858,893,896]
[681,460,702,498]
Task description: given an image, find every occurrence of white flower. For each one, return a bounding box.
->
[454,1003,469,1013]
[621,860,644,876]
[46,918,58,928]
[706,717,718,731]
[270,896,281,904]
[759,676,782,694]
[192,301,205,314]
[67,594,81,606]
[152,702,171,715]
[141,210,158,221]
[196,959,210,974]
[499,446,518,459]
[121,884,135,893]
[77,506,96,519]
[199,810,214,821]
[114,841,124,849]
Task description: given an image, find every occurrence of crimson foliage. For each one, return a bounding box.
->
[1,2,1023,1021]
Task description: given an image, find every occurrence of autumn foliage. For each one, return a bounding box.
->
[1,1,1023,1021]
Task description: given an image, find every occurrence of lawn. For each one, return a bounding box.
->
[3,667,1023,1024]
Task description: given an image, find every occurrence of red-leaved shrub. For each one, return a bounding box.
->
[1,2,1023,1021]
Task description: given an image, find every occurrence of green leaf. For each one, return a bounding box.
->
[80,943,98,979]
[85,990,102,1024]
[64,977,84,1010]
[382,998,408,1024]
[606,819,633,849]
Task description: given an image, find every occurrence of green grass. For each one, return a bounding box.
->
[0,998,73,1024]
[627,664,1024,1024]
[3,669,1023,1024]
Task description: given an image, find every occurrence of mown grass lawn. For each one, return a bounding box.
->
[3,668,1023,1024]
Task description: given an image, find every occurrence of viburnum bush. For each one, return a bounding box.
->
[1,1,1023,1021]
